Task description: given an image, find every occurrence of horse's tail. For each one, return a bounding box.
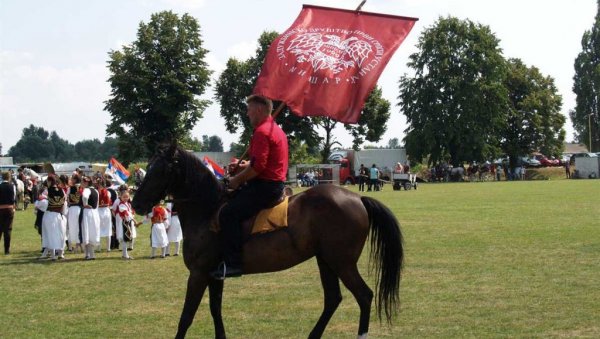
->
[361,196,403,323]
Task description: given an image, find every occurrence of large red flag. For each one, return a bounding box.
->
[253,5,417,124]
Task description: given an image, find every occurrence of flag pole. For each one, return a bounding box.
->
[356,0,366,11]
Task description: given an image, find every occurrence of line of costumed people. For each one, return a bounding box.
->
[33,173,182,260]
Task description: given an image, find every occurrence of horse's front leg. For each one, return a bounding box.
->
[208,278,226,339]
[175,272,209,339]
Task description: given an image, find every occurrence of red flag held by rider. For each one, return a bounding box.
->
[253,5,417,123]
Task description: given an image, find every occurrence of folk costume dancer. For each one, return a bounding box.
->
[165,200,182,256]
[147,204,169,258]
[210,95,289,279]
[80,177,100,260]
[66,175,83,253]
[41,175,67,260]
[97,179,113,252]
[0,172,16,255]
[117,191,137,260]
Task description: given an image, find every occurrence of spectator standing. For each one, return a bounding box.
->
[368,164,380,192]
[0,172,16,255]
[565,160,571,179]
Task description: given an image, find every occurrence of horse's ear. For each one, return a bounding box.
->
[168,140,178,160]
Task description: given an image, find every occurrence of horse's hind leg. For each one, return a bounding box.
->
[175,272,208,339]
[308,256,342,339]
[208,278,226,339]
[338,266,373,338]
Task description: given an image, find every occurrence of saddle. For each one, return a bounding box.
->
[211,196,289,236]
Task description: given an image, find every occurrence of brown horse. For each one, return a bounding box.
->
[132,144,404,338]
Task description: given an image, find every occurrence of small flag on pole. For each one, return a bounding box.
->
[203,156,225,179]
[105,158,130,184]
[253,5,417,124]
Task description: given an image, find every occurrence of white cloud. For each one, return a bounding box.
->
[226,40,258,60]
[161,0,207,10]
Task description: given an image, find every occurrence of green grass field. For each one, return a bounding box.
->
[1,179,599,338]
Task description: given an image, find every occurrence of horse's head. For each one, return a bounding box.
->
[131,143,179,215]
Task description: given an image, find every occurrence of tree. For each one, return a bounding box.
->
[74,139,103,162]
[8,125,55,162]
[50,132,77,162]
[214,31,320,154]
[105,11,212,163]
[386,138,402,149]
[344,86,391,151]
[399,17,508,166]
[571,1,600,152]
[502,59,565,164]
[200,135,223,152]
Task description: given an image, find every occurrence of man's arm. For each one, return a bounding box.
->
[229,165,259,190]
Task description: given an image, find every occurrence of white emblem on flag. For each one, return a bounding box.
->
[286,33,373,74]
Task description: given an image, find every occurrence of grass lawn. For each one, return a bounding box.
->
[1,179,599,338]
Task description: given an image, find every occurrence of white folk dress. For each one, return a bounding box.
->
[117,200,136,242]
[80,188,100,246]
[166,202,183,242]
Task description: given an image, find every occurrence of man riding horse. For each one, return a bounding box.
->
[210,95,289,280]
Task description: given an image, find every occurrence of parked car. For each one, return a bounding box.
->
[520,156,541,168]
[569,152,598,165]
[533,154,560,167]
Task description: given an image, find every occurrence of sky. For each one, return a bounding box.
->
[0,0,597,155]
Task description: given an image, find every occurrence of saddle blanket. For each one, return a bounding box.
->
[251,196,288,234]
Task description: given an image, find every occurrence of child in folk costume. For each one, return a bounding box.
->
[165,199,182,256]
[117,191,138,260]
[144,203,169,259]
[66,174,83,253]
[80,176,100,260]
[96,178,113,252]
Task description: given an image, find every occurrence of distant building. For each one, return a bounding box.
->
[0,157,14,165]
[563,142,589,155]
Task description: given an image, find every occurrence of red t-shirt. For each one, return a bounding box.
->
[249,115,288,182]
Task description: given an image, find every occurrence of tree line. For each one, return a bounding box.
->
[8,7,599,166]
[5,124,223,164]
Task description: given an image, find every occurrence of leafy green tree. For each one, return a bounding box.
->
[399,16,508,166]
[105,11,212,163]
[228,142,246,157]
[344,86,391,151]
[386,138,402,149]
[214,31,321,156]
[180,134,202,152]
[199,135,223,152]
[8,125,55,162]
[50,132,76,162]
[571,1,600,152]
[75,139,103,162]
[503,59,565,165]
[99,137,119,160]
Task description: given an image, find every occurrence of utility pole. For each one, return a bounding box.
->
[589,113,593,152]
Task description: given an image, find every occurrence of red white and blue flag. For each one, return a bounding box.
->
[253,5,417,123]
[105,157,130,184]
[203,156,225,179]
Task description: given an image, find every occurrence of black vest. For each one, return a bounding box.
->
[68,185,81,206]
[0,182,16,205]
[107,188,117,205]
[47,186,66,212]
[87,188,99,209]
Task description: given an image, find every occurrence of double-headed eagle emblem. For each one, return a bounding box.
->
[287,33,373,74]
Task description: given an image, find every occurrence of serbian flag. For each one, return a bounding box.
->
[253,5,417,124]
[203,156,225,179]
[105,158,130,184]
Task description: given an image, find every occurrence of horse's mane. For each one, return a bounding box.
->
[175,146,225,214]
